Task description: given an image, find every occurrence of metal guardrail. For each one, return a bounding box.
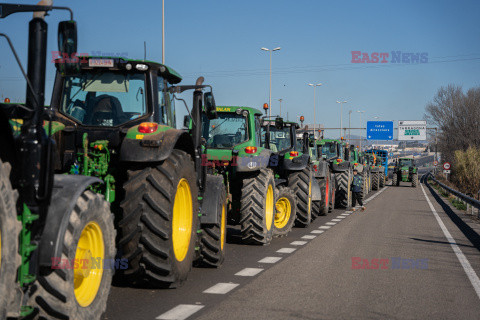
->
[425,172,480,215]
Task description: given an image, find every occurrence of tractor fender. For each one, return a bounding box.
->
[331,161,350,173]
[235,148,271,172]
[120,129,195,163]
[282,154,310,171]
[315,161,329,178]
[200,174,225,225]
[311,178,322,201]
[38,174,103,268]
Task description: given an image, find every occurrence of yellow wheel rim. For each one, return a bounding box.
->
[220,204,226,251]
[308,180,312,214]
[265,185,274,231]
[74,221,104,307]
[172,178,193,262]
[275,197,291,229]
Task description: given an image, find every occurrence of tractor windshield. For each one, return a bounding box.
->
[322,142,337,159]
[263,126,292,152]
[399,159,413,167]
[202,112,248,148]
[60,71,146,126]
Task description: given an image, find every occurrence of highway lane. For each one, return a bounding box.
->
[104,171,480,319]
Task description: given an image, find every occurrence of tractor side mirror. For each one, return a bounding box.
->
[183,115,191,128]
[275,117,284,129]
[57,20,79,75]
[204,92,217,119]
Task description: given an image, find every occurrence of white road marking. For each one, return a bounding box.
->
[319,225,331,229]
[156,304,204,320]
[302,235,317,239]
[290,240,308,246]
[421,183,480,300]
[203,283,239,294]
[277,247,296,253]
[341,213,351,216]
[235,267,264,276]
[336,216,346,219]
[331,219,342,222]
[258,256,282,263]
[311,230,324,234]
[326,222,337,225]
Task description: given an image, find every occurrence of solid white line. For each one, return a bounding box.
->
[235,267,264,276]
[203,283,239,294]
[156,304,204,320]
[277,247,296,253]
[290,240,308,246]
[302,235,317,239]
[258,256,282,263]
[319,225,331,229]
[331,219,342,222]
[326,222,337,225]
[420,183,480,300]
[311,230,324,234]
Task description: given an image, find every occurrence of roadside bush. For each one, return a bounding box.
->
[453,147,480,195]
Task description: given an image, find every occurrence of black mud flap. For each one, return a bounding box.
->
[200,174,224,225]
[38,174,102,268]
[311,178,322,201]
[274,178,287,187]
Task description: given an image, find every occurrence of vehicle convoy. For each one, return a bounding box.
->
[0,3,115,319]
[392,157,418,187]
[365,149,387,190]
[348,146,368,201]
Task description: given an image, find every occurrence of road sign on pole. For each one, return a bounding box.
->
[398,120,427,141]
[443,162,451,170]
[366,121,393,140]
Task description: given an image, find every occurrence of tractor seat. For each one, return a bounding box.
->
[86,95,128,126]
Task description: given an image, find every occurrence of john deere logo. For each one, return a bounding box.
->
[247,162,257,169]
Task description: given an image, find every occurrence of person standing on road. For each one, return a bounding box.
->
[351,169,365,211]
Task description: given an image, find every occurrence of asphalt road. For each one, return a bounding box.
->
[104,171,480,320]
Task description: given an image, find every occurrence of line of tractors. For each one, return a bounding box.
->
[0,3,415,319]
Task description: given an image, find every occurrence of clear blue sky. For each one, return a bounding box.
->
[1,0,479,138]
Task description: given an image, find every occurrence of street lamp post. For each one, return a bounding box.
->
[357,110,365,151]
[162,0,165,64]
[308,83,322,138]
[278,98,283,117]
[336,100,348,138]
[373,116,380,148]
[261,47,281,117]
[348,110,352,144]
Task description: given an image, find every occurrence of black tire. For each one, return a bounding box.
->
[379,172,385,187]
[273,186,296,237]
[360,172,368,201]
[372,172,379,191]
[412,174,418,188]
[288,167,313,227]
[392,173,398,186]
[195,183,227,268]
[335,170,352,209]
[239,168,275,245]
[316,179,328,216]
[119,149,199,287]
[0,160,20,319]
[31,191,115,320]
[328,175,335,213]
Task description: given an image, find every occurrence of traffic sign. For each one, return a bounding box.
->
[398,120,427,141]
[443,170,451,174]
[433,160,438,166]
[366,121,394,140]
[443,162,451,170]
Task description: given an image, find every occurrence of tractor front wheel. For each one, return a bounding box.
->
[335,170,352,209]
[412,174,418,188]
[392,173,398,186]
[31,191,115,320]
[0,160,20,319]
[273,186,296,237]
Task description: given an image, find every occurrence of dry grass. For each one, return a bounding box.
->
[453,147,480,195]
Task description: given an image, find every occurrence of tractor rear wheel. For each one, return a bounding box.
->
[119,149,199,287]
[289,167,313,227]
[392,173,398,186]
[335,170,352,208]
[328,175,335,213]
[31,191,115,320]
[0,160,20,319]
[316,179,328,216]
[412,174,418,188]
[195,184,227,268]
[379,173,385,187]
[239,169,275,245]
[372,172,379,191]
[273,186,296,237]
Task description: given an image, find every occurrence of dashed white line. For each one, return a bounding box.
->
[421,183,480,300]
[336,216,346,219]
[326,222,337,225]
[203,282,239,294]
[277,247,297,253]
[156,304,204,320]
[319,225,331,229]
[235,267,264,276]
[341,213,350,216]
[331,219,342,222]
[290,240,308,246]
[302,235,317,239]
[258,256,282,264]
[311,230,324,234]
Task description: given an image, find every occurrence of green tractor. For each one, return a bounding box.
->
[348,146,369,202]
[365,150,385,190]
[1,4,115,319]
[48,50,227,288]
[392,157,418,187]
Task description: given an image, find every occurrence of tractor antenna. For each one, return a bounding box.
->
[144,41,147,61]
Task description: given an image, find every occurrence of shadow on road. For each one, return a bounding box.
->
[424,178,480,252]
[410,237,476,249]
